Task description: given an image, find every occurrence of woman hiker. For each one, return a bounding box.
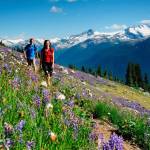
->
[40,40,54,86]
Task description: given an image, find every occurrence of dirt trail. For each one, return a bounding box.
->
[93,120,141,150]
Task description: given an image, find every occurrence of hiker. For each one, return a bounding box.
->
[40,40,54,86]
[24,38,37,72]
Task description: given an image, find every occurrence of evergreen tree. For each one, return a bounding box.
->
[96,65,101,77]
[126,63,133,86]
[88,68,92,74]
[143,73,149,91]
[103,70,108,79]
[108,71,113,80]
[68,64,76,70]
[81,66,85,72]
[134,64,142,87]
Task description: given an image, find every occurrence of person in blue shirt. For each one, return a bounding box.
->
[24,38,37,72]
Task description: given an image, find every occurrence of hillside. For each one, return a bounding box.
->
[0,46,150,149]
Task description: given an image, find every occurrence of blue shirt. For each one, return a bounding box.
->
[25,44,37,59]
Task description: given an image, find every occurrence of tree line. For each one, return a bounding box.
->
[68,63,150,92]
[126,63,149,92]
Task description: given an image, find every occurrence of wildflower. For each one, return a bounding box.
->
[67,100,74,108]
[31,74,38,82]
[45,103,53,117]
[30,108,36,119]
[89,132,97,142]
[5,138,13,149]
[46,103,53,109]
[33,95,41,108]
[41,81,47,87]
[100,133,123,150]
[49,132,57,142]
[11,77,21,89]
[55,92,65,100]
[26,141,35,150]
[16,120,25,133]
[42,89,50,104]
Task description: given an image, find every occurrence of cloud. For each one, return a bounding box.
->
[50,6,63,13]
[140,20,150,24]
[105,24,127,30]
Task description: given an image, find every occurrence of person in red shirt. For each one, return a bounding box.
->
[40,40,54,86]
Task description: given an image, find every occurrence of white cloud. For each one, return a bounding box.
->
[140,20,150,24]
[50,6,63,13]
[105,24,127,30]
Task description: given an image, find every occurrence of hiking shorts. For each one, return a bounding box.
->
[27,58,35,66]
[42,62,53,76]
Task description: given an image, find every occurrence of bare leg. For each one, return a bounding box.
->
[33,58,37,73]
[46,74,51,86]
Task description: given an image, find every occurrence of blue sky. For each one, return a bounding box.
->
[0,0,150,39]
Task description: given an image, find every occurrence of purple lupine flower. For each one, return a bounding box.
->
[5,138,13,149]
[33,95,41,108]
[11,77,21,89]
[4,63,9,70]
[28,70,38,82]
[16,120,25,133]
[101,133,123,150]
[26,141,35,150]
[64,118,71,127]
[98,133,104,150]
[30,108,36,119]
[112,98,150,117]
[3,63,12,73]
[89,132,97,141]
[67,100,74,107]
[42,89,50,104]
[31,74,38,82]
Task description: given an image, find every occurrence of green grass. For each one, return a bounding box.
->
[97,81,150,109]
[86,100,150,149]
[0,68,96,150]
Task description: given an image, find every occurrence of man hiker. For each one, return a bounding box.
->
[24,38,37,72]
[40,40,54,86]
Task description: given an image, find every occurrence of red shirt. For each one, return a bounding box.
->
[41,48,54,63]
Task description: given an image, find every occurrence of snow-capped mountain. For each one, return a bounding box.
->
[1,23,150,50]
[125,24,150,39]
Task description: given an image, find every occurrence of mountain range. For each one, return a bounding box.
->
[1,23,150,79]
